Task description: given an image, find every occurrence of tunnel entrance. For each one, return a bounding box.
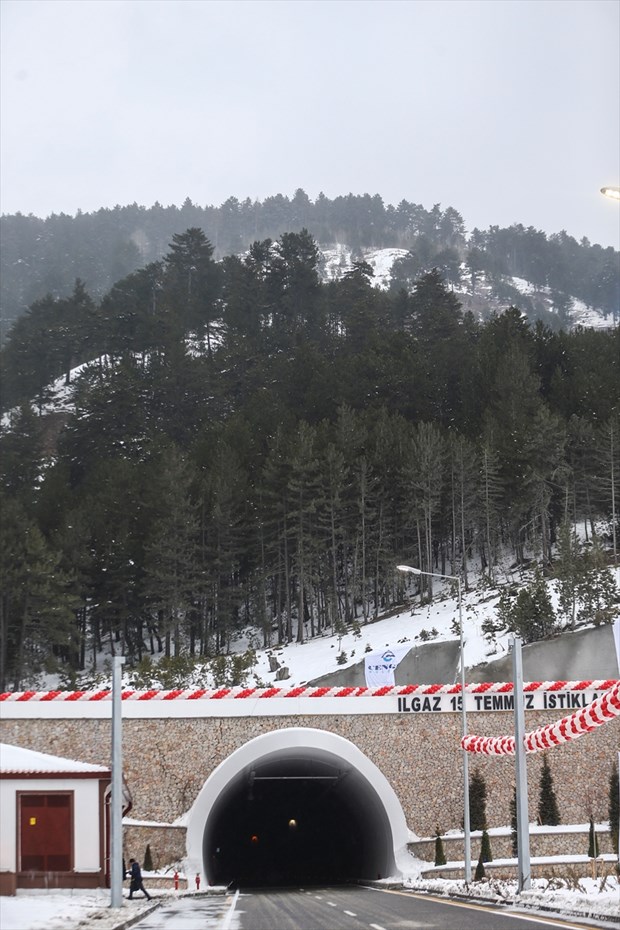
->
[205,755,375,886]
[188,729,408,888]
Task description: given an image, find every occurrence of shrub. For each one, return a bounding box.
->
[474,853,486,881]
[538,755,560,826]
[609,761,619,855]
[497,568,556,644]
[469,769,487,832]
[588,816,599,859]
[510,786,518,857]
[480,828,493,863]
[143,843,153,872]
[434,831,446,866]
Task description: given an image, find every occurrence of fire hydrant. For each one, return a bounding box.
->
[174,870,179,892]
[195,873,200,890]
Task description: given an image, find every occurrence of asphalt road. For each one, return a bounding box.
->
[230,887,598,930]
[134,886,600,930]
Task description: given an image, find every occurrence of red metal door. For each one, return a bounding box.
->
[19,793,72,872]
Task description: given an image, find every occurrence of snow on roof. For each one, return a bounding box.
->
[1,743,109,775]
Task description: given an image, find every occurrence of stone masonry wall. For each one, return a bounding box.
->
[123,825,186,871]
[411,827,614,863]
[1,710,617,851]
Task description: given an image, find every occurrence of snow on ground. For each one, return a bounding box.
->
[0,888,151,930]
[36,561,619,694]
[405,872,620,922]
[364,247,409,288]
[247,582,504,687]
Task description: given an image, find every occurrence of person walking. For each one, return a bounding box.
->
[128,857,152,900]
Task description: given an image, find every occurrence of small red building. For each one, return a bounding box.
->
[0,743,110,895]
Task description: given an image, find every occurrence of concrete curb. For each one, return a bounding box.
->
[77,899,160,930]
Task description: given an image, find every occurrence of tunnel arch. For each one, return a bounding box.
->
[185,727,409,887]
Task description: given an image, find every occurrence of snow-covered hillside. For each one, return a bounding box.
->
[45,562,617,694]
[317,245,616,330]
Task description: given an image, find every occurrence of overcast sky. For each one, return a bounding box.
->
[1,0,618,248]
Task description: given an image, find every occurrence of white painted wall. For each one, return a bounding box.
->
[0,778,103,872]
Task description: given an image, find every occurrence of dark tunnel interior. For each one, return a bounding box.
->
[203,749,394,887]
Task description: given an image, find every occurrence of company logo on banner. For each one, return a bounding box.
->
[364,646,410,687]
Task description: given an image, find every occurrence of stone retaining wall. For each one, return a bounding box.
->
[419,858,618,881]
[1,710,617,858]
[411,826,614,863]
[124,825,186,872]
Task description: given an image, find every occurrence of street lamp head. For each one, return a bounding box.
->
[600,186,620,201]
[396,564,421,574]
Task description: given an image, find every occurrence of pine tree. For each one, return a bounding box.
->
[469,769,487,832]
[499,568,557,645]
[510,786,518,857]
[480,828,493,863]
[478,445,503,580]
[143,843,153,871]
[537,755,560,825]
[576,536,618,626]
[554,519,584,630]
[522,405,568,566]
[474,852,486,881]
[434,831,447,866]
[609,762,619,855]
[142,443,201,657]
[588,816,599,858]
[162,227,220,354]
[0,494,78,689]
[286,420,323,642]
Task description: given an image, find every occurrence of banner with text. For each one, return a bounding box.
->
[364,646,411,687]
[396,688,605,714]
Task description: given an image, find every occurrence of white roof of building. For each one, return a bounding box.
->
[1,743,109,774]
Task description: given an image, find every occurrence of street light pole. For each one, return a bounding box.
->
[511,636,531,892]
[110,656,125,909]
[397,564,472,883]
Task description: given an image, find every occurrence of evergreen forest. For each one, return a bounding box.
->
[2,191,619,341]
[0,225,619,691]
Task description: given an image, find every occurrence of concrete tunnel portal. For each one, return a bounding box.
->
[185,728,409,888]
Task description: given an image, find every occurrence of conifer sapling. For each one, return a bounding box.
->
[537,755,560,826]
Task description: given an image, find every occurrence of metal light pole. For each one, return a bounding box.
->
[510,636,531,892]
[110,656,125,909]
[397,564,471,883]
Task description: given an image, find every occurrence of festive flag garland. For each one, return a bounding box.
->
[461,679,620,755]
[0,679,616,703]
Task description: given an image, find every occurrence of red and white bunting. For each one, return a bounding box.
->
[0,679,617,703]
[461,679,620,755]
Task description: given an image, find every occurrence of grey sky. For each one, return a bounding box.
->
[1,0,618,248]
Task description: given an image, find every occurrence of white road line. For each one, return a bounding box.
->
[327,901,337,907]
[344,910,357,917]
[370,924,387,930]
[221,888,240,930]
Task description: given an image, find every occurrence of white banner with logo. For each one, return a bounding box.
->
[364,646,411,687]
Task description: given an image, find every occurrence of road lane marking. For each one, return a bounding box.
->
[344,910,356,917]
[221,888,239,930]
[327,901,337,907]
[370,924,387,930]
[376,889,594,930]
